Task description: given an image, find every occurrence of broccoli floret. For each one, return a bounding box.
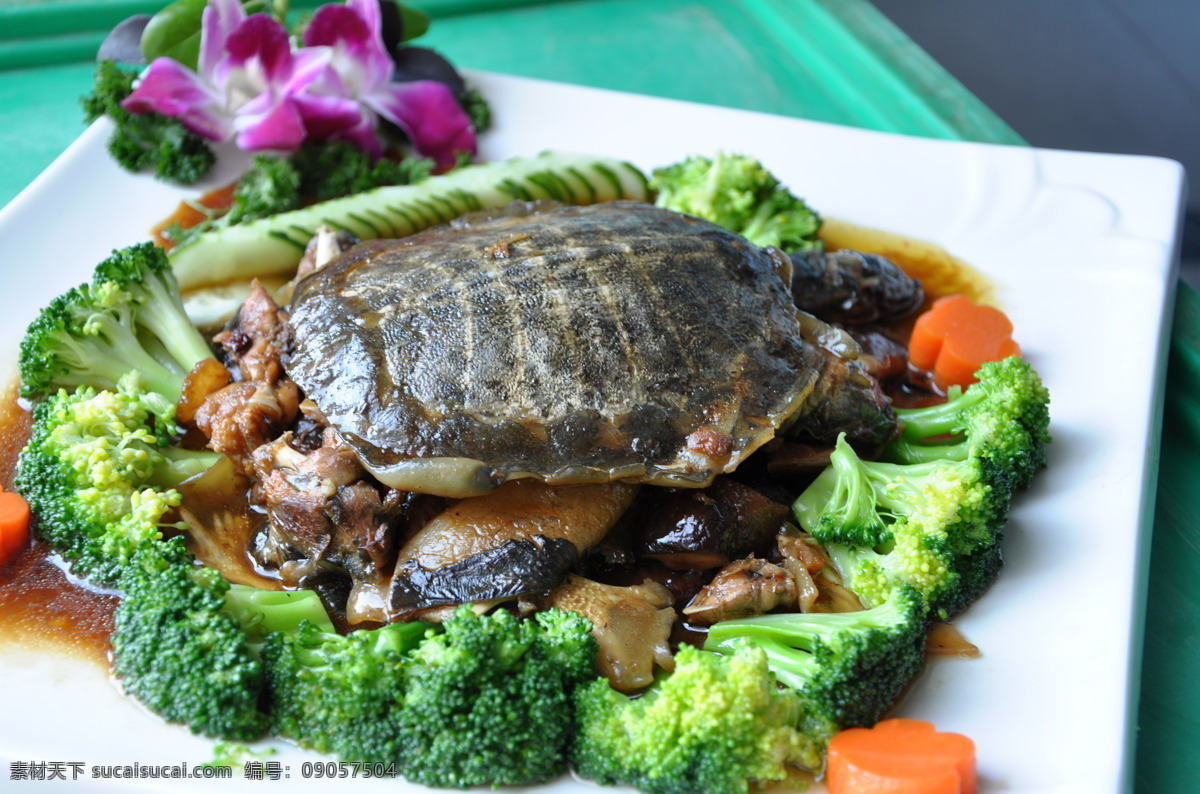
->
[651,152,822,252]
[82,61,215,184]
[223,583,338,653]
[794,433,1000,615]
[704,585,928,731]
[19,242,215,402]
[112,540,269,740]
[91,242,216,374]
[15,375,219,585]
[887,355,1052,491]
[263,619,431,763]
[114,548,341,742]
[395,606,598,787]
[572,643,825,794]
[265,605,596,786]
[792,358,1049,617]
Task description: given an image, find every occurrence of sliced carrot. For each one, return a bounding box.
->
[909,294,1021,390]
[0,491,31,568]
[826,718,976,794]
[151,182,238,250]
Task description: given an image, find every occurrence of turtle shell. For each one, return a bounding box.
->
[285,201,828,497]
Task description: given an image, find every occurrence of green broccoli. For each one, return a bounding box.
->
[265,605,597,786]
[704,585,929,731]
[19,242,215,402]
[223,583,339,654]
[886,355,1052,491]
[263,619,431,764]
[113,542,341,741]
[651,152,822,251]
[395,606,599,787]
[82,61,215,184]
[15,373,219,585]
[111,540,270,741]
[793,432,1002,617]
[792,356,1050,617]
[572,643,825,794]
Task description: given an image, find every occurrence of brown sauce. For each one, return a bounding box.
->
[926,621,981,658]
[0,382,119,666]
[0,540,118,665]
[820,217,994,307]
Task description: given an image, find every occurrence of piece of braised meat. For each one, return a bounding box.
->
[250,430,399,624]
[387,480,638,620]
[682,557,798,626]
[633,477,790,571]
[196,380,300,472]
[789,248,924,326]
[196,280,301,473]
[213,279,294,383]
[848,328,912,387]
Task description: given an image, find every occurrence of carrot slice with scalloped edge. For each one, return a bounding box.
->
[909,294,1021,390]
[0,490,31,568]
[826,718,976,794]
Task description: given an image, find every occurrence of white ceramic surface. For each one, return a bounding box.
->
[0,72,1186,793]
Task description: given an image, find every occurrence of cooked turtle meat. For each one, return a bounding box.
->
[287,201,897,497]
[214,279,293,384]
[789,248,924,326]
[195,380,300,473]
[682,557,798,626]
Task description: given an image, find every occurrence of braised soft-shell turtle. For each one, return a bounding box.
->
[286,201,894,497]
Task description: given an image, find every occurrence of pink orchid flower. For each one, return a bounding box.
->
[123,0,360,151]
[303,0,476,166]
[123,0,476,164]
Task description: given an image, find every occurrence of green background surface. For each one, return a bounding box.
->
[0,1,1192,790]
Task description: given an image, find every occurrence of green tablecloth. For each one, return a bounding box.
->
[0,1,1191,790]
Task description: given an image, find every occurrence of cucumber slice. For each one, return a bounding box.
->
[169,152,650,291]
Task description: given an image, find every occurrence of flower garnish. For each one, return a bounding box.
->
[121,0,476,166]
[302,0,475,165]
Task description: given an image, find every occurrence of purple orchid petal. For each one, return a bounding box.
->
[234,96,308,151]
[222,15,295,86]
[333,113,386,157]
[122,57,230,141]
[365,79,475,167]
[121,0,478,163]
[198,0,245,80]
[304,5,369,50]
[287,46,335,93]
[292,91,366,141]
[304,3,393,95]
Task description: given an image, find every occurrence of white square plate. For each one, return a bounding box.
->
[0,72,1185,793]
